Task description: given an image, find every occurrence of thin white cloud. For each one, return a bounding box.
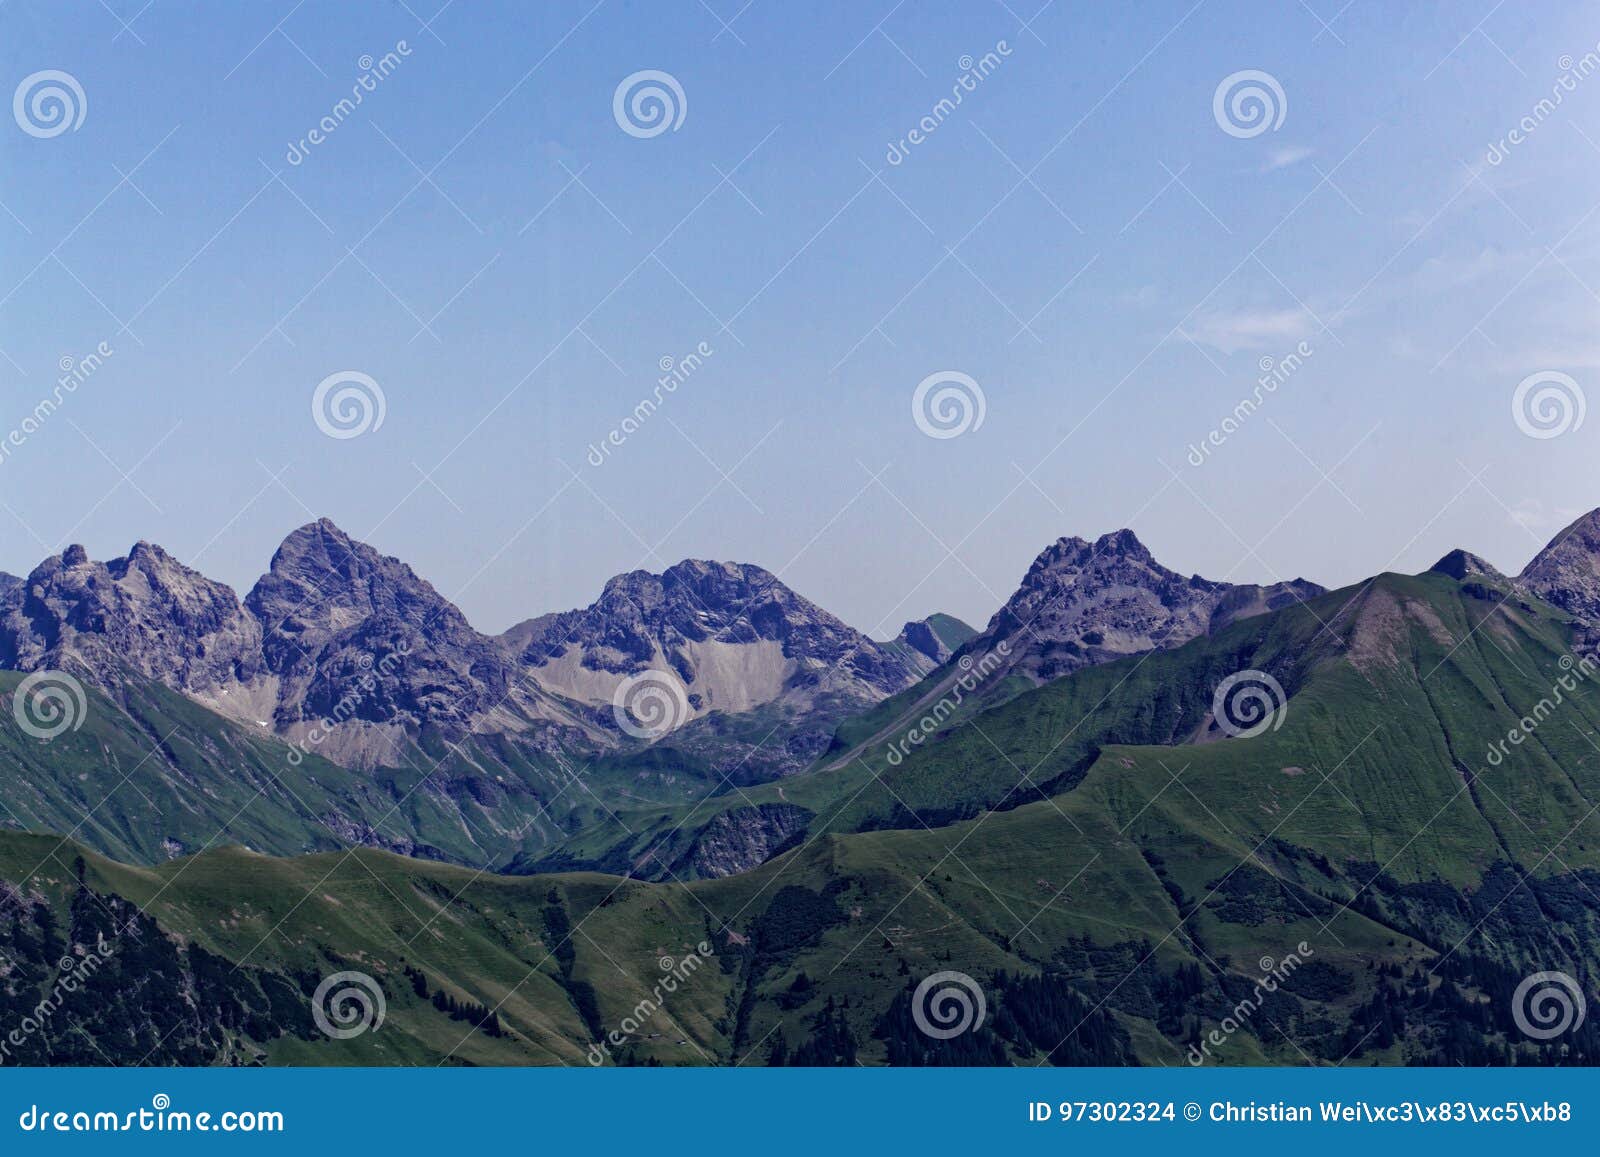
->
[1261,145,1314,172]
[1181,308,1316,354]
[1509,498,1587,535]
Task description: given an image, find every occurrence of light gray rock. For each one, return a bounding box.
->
[502,559,933,725]
[0,540,264,695]
[1519,509,1600,622]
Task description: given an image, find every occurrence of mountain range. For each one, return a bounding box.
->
[0,518,1331,764]
[5,508,1600,1066]
[0,520,948,762]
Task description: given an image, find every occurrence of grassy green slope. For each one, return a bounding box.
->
[542,572,1600,888]
[0,672,721,870]
[6,571,1600,1066]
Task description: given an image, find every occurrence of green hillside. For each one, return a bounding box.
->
[537,571,1600,887]
[0,671,718,869]
[5,569,1600,1066]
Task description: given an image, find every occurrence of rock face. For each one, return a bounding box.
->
[676,802,811,878]
[243,519,512,742]
[1431,550,1506,582]
[893,613,978,666]
[963,529,1324,683]
[0,541,264,696]
[0,573,19,606]
[1519,510,1600,622]
[0,519,1339,779]
[0,524,933,772]
[502,559,933,726]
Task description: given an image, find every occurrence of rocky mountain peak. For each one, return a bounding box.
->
[0,540,263,694]
[506,557,933,728]
[1430,549,1505,582]
[969,529,1324,682]
[244,519,508,745]
[1518,507,1600,621]
[249,519,483,644]
[1095,527,1155,561]
[893,614,979,666]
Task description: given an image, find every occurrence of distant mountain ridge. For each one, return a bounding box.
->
[0,541,265,699]
[1429,549,1504,581]
[504,557,936,724]
[0,522,943,775]
[9,512,1600,1067]
[242,519,530,760]
[955,528,1325,683]
[891,613,978,665]
[8,511,1600,784]
[1519,509,1600,623]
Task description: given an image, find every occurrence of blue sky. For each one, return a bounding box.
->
[2,0,1598,636]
